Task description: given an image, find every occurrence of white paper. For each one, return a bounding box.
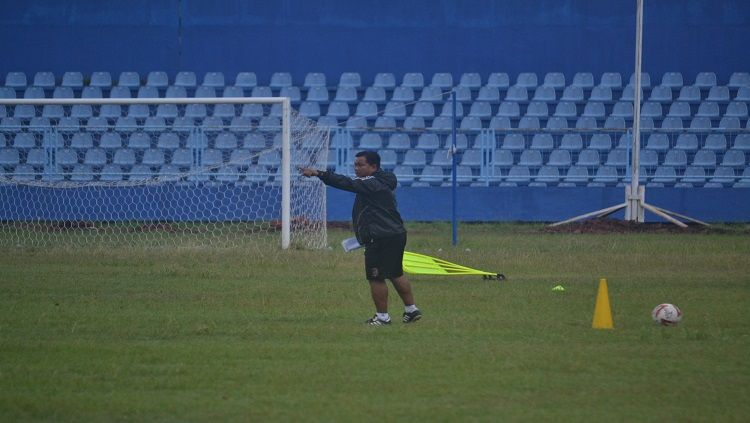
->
[341,237,363,252]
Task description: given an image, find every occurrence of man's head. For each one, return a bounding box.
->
[354,151,380,178]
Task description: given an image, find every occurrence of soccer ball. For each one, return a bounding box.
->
[651,303,683,326]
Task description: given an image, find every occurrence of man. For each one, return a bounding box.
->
[300,151,422,326]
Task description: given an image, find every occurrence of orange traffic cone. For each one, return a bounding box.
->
[592,278,614,329]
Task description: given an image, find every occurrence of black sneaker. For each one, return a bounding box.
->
[365,315,391,326]
[402,309,422,323]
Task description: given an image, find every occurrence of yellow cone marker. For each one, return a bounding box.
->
[592,278,614,329]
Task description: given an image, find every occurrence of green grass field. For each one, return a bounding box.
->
[1,223,749,422]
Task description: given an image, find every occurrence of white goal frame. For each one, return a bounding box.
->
[1,97,298,248]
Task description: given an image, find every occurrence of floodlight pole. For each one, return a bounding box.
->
[550,0,708,228]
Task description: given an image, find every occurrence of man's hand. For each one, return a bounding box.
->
[300,168,320,177]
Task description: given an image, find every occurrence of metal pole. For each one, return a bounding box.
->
[281,98,291,249]
[451,92,458,246]
[628,0,644,221]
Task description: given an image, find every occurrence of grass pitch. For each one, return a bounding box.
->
[1,223,749,422]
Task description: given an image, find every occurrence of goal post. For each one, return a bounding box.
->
[0,97,329,250]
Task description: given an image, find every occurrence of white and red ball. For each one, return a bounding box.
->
[651,303,683,326]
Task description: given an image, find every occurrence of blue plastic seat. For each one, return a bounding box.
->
[709,166,736,186]
[588,134,612,151]
[505,86,528,102]
[337,72,361,88]
[139,148,164,166]
[98,132,122,149]
[0,87,16,99]
[234,72,257,89]
[373,73,396,90]
[174,72,197,88]
[429,73,453,89]
[559,134,583,151]
[651,166,677,185]
[303,73,326,88]
[489,116,511,130]
[0,147,21,167]
[128,132,152,149]
[532,86,556,102]
[497,101,520,118]
[547,149,572,168]
[640,102,662,118]
[721,149,745,168]
[168,149,192,167]
[269,72,292,89]
[32,72,54,89]
[109,86,131,99]
[589,86,613,103]
[213,103,237,119]
[525,102,548,118]
[417,86,442,103]
[24,148,46,167]
[439,102,463,118]
[459,149,483,167]
[663,150,687,167]
[201,116,224,132]
[661,72,683,89]
[571,73,594,90]
[404,116,425,131]
[628,72,652,88]
[61,72,84,89]
[128,104,151,119]
[692,150,717,168]
[541,73,565,90]
[334,86,358,104]
[518,116,540,130]
[605,149,628,168]
[695,101,719,118]
[358,133,382,150]
[600,72,623,89]
[13,104,35,120]
[493,150,515,168]
[676,85,701,104]
[718,117,741,130]
[681,166,706,185]
[117,72,141,88]
[414,133,440,151]
[561,86,585,104]
[410,102,434,118]
[736,87,750,102]
[728,72,750,89]
[386,133,411,151]
[582,102,605,119]
[23,87,45,99]
[391,86,415,102]
[553,102,577,119]
[725,102,748,119]
[603,116,625,129]
[611,102,633,119]
[476,86,500,102]
[326,101,349,119]
[384,102,407,119]
[515,73,538,89]
[706,86,730,102]
[229,116,252,133]
[378,149,398,169]
[213,133,238,150]
[468,102,492,118]
[400,73,423,89]
[505,165,531,184]
[69,133,94,150]
[165,86,187,98]
[157,133,180,149]
[392,165,415,186]
[202,72,225,88]
[500,134,526,151]
[592,165,618,185]
[146,71,168,88]
[194,86,216,98]
[402,150,426,167]
[640,150,659,168]
[674,134,699,152]
[299,101,321,119]
[518,150,543,167]
[734,134,750,150]
[576,149,600,167]
[689,117,712,130]
[645,133,669,152]
[90,72,112,88]
[364,87,387,103]
[418,165,445,185]
[487,73,510,90]
[667,101,691,118]
[221,86,245,98]
[458,73,481,89]
[57,117,79,134]
[546,117,568,130]
[661,117,683,129]
[134,86,157,99]
[12,133,36,148]
[56,148,79,167]
[694,72,717,89]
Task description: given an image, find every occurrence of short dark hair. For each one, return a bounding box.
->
[355,150,380,169]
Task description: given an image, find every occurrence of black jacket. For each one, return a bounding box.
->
[317,169,406,244]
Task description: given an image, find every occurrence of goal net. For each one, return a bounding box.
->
[0,97,329,250]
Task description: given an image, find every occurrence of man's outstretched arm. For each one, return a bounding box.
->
[299,168,383,195]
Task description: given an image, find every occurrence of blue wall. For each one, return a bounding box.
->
[1,0,749,84]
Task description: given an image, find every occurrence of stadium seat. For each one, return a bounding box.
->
[228,116,252,133]
[600,72,623,90]
[270,72,293,89]
[61,72,83,89]
[689,117,712,130]
[559,134,583,151]
[164,86,187,98]
[611,102,633,119]
[127,132,151,149]
[221,86,244,98]
[135,86,158,99]
[493,150,515,168]
[402,150,426,167]
[0,87,15,99]
[660,72,683,89]
[109,86,131,99]
[299,102,321,119]
[506,165,532,184]
[305,86,329,103]
[418,165,445,185]
[235,72,257,89]
[677,85,701,104]
[695,101,720,119]
[718,117,741,130]
[460,149,483,167]
[532,86,556,103]
[497,101,520,118]
[364,87,387,103]
[339,72,362,88]
[31,72,54,89]
[725,101,749,119]
[23,87,45,99]
[736,87,750,102]
[90,72,112,88]
[518,150,543,167]
[476,86,500,103]
[469,102,492,118]
[561,165,589,186]
[486,73,510,90]
[706,86,730,102]
[117,72,140,88]
[202,72,225,88]
[560,86,584,103]
[728,72,750,89]
[640,102,662,118]
[334,86,358,104]
[415,133,440,151]
[128,104,150,119]
[373,73,396,90]
[674,134,699,152]
[605,148,628,168]
[393,165,415,185]
[13,104,35,120]
[55,148,79,167]
[12,133,36,149]
[571,72,594,90]
[661,117,683,130]
[592,165,618,185]
[543,72,565,90]
[358,133,382,150]
[692,150,717,168]
[193,86,218,98]
[546,117,568,130]
[459,73,481,89]
[588,134,612,151]
[554,102,577,119]
[411,102,435,118]
[302,72,326,89]
[628,72,652,88]
[582,102,605,119]
[387,133,411,151]
[576,149,600,167]
[694,72,717,89]
[505,86,528,102]
[518,116,540,130]
[146,71,168,88]
[404,116,425,131]
[384,102,406,119]
[649,166,677,185]
[326,101,350,119]
[603,116,625,129]
[213,103,237,119]
[734,134,750,150]
[174,71,197,89]
[528,101,549,118]
[663,149,688,167]
[213,133,238,150]
[680,166,706,185]
[489,116,512,130]
[156,133,180,150]
[391,86,415,102]
[709,166,737,186]
[667,101,691,118]
[619,85,642,102]
[721,149,746,168]
[516,73,538,89]
[378,149,397,168]
[24,148,46,167]
[418,86,443,103]
[547,149,572,168]
[439,102,464,117]
[645,133,669,152]
[589,86,613,103]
